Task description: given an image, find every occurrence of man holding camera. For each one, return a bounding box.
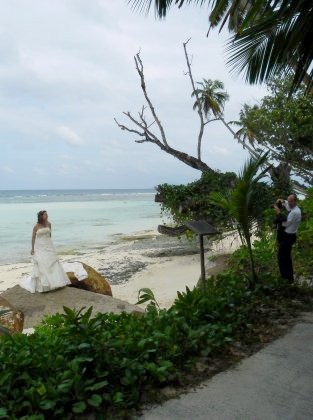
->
[274,194,301,282]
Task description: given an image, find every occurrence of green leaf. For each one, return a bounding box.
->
[85,380,108,391]
[39,400,56,410]
[87,394,102,407]
[78,342,91,350]
[72,401,87,414]
[0,408,8,418]
[0,371,11,386]
[136,287,159,308]
[113,392,124,404]
[36,383,46,396]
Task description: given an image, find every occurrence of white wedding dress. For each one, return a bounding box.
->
[20,227,71,293]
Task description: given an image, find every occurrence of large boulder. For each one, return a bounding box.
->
[67,263,112,296]
[0,296,24,335]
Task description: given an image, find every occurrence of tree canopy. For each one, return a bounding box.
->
[237,77,313,184]
[128,0,313,91]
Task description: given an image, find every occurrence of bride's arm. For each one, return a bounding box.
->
[49,222,52,237]
[31,225,37,255]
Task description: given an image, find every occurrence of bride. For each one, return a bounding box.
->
[20,210,70,293]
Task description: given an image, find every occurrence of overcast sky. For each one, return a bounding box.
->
[0,0,268,190]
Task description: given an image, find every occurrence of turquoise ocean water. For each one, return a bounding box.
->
[0,189,162,264]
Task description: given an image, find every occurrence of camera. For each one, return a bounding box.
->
[271,199,284,209]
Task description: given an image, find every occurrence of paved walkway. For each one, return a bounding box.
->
[141,313,313,420]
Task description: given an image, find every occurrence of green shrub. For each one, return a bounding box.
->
[294,188,313,277]
[157,171,237,227]
[0,273,286,419]
[229,189,313,283]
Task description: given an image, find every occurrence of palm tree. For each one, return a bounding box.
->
[191,78,229,159]
[192,78,260,159]
[226,1,313,92]
[192,79,229,118]
[128,0,313,91]
[231,105,258,147]
[209,153,269,289]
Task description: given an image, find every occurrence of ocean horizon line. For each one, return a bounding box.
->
[0,188,156,192]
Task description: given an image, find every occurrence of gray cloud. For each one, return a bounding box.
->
[0,0,267,190]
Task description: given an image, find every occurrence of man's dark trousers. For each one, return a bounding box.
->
[277,232,297,282]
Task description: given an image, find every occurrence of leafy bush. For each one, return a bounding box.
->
[157,171,237,227]
[0,272,290,419]
[229,231,278,280]
[294,188,313,277]
[229,189,313,283]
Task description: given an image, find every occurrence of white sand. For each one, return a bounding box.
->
[0,262,32,293]
[112,254,202,308]
[0,233,241,311]
[111,233,241,308]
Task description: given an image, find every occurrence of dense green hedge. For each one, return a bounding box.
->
[157,171,237,227]
[157,171,273,230]
[0,273,287,419]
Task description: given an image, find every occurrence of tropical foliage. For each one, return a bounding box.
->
[229,188,313,282]
[128,0,313,91]
[0,189,312,418]
[1,272,311,418]
[209,153,269,287]
[294,188,313,277]
[237,77,313,185]
[156,170,237,227]
[192,79,229,118]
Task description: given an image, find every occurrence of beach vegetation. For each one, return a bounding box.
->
[157,170,237,228]
[137,287,160,308]
[128,1,313,92]
[209,153,269,288]
[156,76,312,231]
[115,40,259,176]
[116,42,311,195]
[293,187,313,278]
[237,76,313,187]
[229,187,313,283]
[0,273,312,418]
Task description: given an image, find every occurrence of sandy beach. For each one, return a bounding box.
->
[0,231,241,312]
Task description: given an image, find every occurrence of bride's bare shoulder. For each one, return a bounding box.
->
[33,224,39,232]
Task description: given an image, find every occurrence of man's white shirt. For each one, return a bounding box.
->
[282,201,302,234]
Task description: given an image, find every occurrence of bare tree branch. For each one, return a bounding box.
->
[134,53,169,149]
[218,116,259,159]
[115,46,217,174]
[204,117,220,126]
[219,116,313,180]
[183,38,205,161]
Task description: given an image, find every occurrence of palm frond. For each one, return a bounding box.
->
[128,0,208,18]
[226,2,313,91]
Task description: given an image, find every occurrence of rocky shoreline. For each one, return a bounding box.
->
[93,233,202,286]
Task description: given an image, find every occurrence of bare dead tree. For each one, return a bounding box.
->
[114,41,311,186]
[182,39,205,161]
[114,41,217,174]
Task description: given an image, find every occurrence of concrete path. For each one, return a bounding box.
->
[141,313,313,420]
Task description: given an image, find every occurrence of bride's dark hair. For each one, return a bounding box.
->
[37,210,47,224]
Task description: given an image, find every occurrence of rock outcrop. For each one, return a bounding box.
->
[67,263,112,296]
[0,296,24,335]
[1,285,143,329]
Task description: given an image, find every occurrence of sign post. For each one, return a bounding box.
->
[185,220,218,290]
